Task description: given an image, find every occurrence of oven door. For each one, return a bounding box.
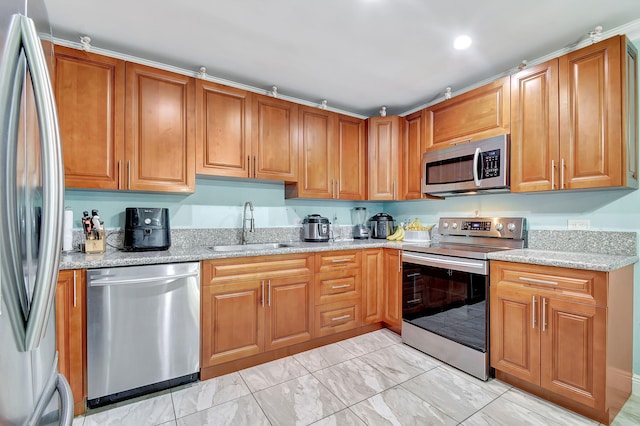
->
[402,253,489,352]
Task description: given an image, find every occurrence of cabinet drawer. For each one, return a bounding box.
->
[315,300,362,337]
[491,261,607,305]
[315,269,361,305]
[202,253,314,285]
[315,250,361,272]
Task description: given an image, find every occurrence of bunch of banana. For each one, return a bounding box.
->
[405,218,434,232]
[386,226,405,241]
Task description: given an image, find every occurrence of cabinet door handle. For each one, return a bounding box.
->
[127,160,131,189]
[331,314,350,322]
[261,280,265,307]
[393,180,397,200]
[519,276,558,286]
[268,279,271,307]
[247,155,251,178]
[331,284,350,289]
[117,160,122,189]
[330,179,334,198]
[560,158,565,189]
[551,159,555,190]
[253,156,257,178]
[532,295,536,329]
[73,270,77,308]
[542,297,548,332]
[335,180,339,199]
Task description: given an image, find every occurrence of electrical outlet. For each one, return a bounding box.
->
[567,219,590,230]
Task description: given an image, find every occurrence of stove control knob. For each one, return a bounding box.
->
[443,222,449,229]
[451,223,458,229]
[495,223,504,232]
[507,223,517,232]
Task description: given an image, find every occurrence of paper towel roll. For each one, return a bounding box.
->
[63,209,73,252]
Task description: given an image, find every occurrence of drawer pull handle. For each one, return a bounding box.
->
[331,284,350,289]
[519,277,558,286]
[407,298,422,304]
[331,314,351,322]
[331,259,350,263]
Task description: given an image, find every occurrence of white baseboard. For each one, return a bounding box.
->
[634,374,640,395]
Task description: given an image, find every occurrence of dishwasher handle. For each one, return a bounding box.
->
[89,271,199,287]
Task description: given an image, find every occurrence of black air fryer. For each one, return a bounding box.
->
[123,208,171,251]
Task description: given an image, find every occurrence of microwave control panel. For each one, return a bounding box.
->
[481,149,501,178]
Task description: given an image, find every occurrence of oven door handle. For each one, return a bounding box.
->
[402,252,487,274]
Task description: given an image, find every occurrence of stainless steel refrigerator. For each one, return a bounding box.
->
[0,0,73,424]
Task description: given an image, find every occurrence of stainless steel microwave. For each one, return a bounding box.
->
[422,135,510,196]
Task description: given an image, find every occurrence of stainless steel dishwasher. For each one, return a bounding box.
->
[86,262,200,408]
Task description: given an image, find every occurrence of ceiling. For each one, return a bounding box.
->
[43,0,640,117]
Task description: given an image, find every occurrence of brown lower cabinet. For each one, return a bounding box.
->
[55,269,86,416]
[490,260,633,425]
[201,254,314,368]
[383,248,402,331]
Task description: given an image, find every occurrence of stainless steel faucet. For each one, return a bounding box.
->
[241,201,255,244]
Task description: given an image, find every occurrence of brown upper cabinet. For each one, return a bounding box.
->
[125,63,195,192]
[286,107,366,199]
[251,94,299,181]
[425,76,510,150]
[55,46,195,192]
[367,116,405,200]
[195,81,252,178]
[511,35,638,192]
[403,110,427,199]
[54,46,125,190]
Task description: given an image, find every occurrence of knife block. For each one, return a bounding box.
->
[83,230,106,253]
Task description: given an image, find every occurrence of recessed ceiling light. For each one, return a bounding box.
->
[454,35,472,50]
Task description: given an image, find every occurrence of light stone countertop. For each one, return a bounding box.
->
[59,239,403,270]
[487,249,638,272]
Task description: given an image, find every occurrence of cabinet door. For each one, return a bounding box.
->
[403,110,426,199]
[362,249,383,324]
[559,36,623,189]
[252,94,298,181]
[510,59,560,192]
[125,63,195,192]
[195,81,251,178]
[54,46,124,190]
[540,297,606,409]
[383,249,402,329]
[55,270,86,415]
[336,114,366,200]
[265,276,313,351]
[368,116,403,200]
[490,282,540,384]
[426,76,510,149]
[297,106,334,198]
[201,281,264,367]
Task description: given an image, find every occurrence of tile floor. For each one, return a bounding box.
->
[73,329,640,426]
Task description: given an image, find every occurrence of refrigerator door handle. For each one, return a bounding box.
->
[55,374,74,426]
[0,14,29,351]
[27,354,73,426]
[20,14,65,351]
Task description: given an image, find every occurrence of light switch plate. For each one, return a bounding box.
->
[568,219,590,230]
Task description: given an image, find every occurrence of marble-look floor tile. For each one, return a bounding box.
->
[171,372,250,418]
[613,394,640,425]
[310,409,366,426]
[293,342,357,372]
[158,422,177,426]
[72,415,84,426]
[84,394,175,426]
[437,362,511,396]
[175,394,269,426]
[359,343,440,384]
[501,388,598,425]
[401,366,501,422]
[337,329,399,357]
[461,391,597,426]
[350,386,458,426]
[313,357,397,406]
[239,355,309,392]
[254,374,345,425]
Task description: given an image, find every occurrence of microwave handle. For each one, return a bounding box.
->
[473,147,482,186]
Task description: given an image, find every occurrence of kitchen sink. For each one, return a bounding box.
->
[208,243,294,252]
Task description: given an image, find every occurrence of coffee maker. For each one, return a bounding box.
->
[351,207,370,239]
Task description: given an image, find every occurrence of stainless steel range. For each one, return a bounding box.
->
[401,217,526,380]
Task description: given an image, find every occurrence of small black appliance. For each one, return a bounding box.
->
[369,213,395,239]
[302,214,330,242]
[123,207,171,251]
